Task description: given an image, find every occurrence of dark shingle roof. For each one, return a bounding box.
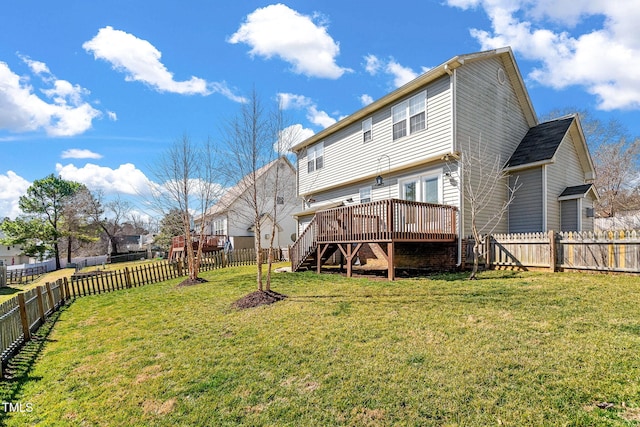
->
[559,184,593,198]
[506,117,574,168]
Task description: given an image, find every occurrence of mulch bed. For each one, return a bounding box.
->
[177,277,208,287]
[232,290,287,310]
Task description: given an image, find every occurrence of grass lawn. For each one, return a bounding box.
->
[2,267,640,426]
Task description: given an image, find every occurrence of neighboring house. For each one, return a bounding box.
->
[191,156,298,254]
[290,47,596,279]
[0,231,30,265]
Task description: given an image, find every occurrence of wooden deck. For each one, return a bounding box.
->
[291,199,458,280]
[169,234,225,260]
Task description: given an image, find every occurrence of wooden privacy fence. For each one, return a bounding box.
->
[0,248,273,378]
[466,230,640,273]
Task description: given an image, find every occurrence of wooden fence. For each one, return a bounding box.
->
[0,248,273,378]
[466,230,640,273]
[4,265,47,286]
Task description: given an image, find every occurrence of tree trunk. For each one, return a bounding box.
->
[53,241,61,270]
[67,236,73,263]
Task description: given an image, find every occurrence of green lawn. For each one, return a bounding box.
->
[2,267,640,426]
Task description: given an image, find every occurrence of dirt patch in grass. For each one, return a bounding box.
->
[232,290,287,309]
[176,277,208,287]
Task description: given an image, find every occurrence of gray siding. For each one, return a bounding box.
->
[455,56,532,235]
[297,75,453,197]
[509,167,543,232]
[561,199,579,232]
[545,132,586,231]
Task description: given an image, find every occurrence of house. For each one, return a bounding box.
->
[0,231,30,265]
[289,47,596,279]
[184,156,298,258]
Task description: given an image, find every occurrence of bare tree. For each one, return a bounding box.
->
[461,137,520,279]
[222,90,271,291]
[222,89,298,292]
[150,134,222,284]
[593,138,640,217]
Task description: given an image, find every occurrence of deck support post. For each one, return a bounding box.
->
[387,242,395,281]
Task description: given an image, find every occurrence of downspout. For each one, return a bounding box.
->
[445,64,463,267]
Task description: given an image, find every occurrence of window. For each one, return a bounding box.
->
[362,118,372,143]
[399,171,442,204]
[307,142,324,173]
[392,91,426,140]
[212,218,226,236]
[423,176,439,204]
[276,196,285,205]
[402,180,418,201]
[359,186,372,203]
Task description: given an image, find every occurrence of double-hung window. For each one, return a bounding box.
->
[391,91,426,141]
[359,186,372,203]
[362,118,372,143]
[307,142,324,173]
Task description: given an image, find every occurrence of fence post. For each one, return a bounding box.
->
[548,230,556,272]
[35,287,45,326]
[17,293,31,342]
[46,282,55,312]
[63,276,71,301]
[484,234,492,270]
[124,267,133,288]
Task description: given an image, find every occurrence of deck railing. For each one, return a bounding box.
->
[291,199,458,270]
[316,199,457,243]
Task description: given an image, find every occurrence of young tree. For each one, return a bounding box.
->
[461,138,520,280]
[150,135,222,284]
[1,174,82,269]
[222,89,296,292]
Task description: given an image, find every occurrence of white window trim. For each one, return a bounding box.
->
[362,117,372,143]
[307,142,324,173]
[391,90,427,141]
[398,169,443,204]
[359,186,372,203]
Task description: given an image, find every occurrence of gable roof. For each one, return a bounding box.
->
[291,47,537,153]
[198,156,295,220]
[505,117,574,168]
[558,184,599,201]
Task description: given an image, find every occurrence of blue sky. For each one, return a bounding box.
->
[1,0,640,219]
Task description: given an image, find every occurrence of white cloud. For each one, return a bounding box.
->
[386,60,419,88]
[61,149,103,159]
[362,55,420,88]
[107,111,117,121]
[228,4,351,79]
[56,162,152,195]
[360,94,374,106]
[446,0,640,110]
[275,124,315,152]
[209,81,248,103]
[0,171,30,219]
[84,26,245,103]
[277,92,337,129]
[307,106,337,128]
[364,54,381,75]
[0,60,101,136]
[277,93,312,110]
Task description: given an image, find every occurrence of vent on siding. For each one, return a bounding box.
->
[497,68,506,85]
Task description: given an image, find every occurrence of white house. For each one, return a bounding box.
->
[0,231,30,266]
[193,156,299,252]
[289,47,596,279]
